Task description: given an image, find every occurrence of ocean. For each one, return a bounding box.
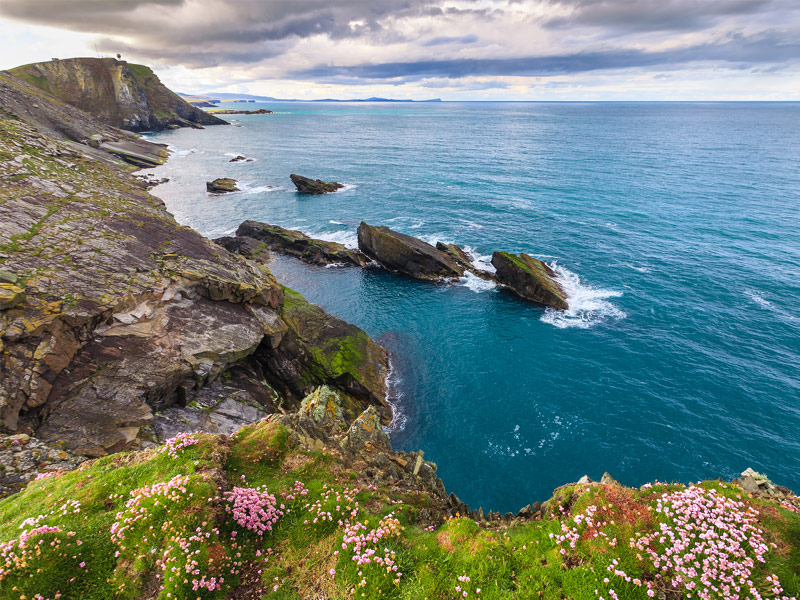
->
[143,101,800,512]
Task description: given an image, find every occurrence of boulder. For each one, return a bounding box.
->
[0,270,19,284]
[236,220,367,267]
[491,251,568,309]
[357,222,464,281]
[344,406,391,454]
[0,283,25,310]
[290,174,344,194]
[300,385,345,428]
[206,178,239,193]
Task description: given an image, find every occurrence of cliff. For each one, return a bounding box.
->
[9,57,227,131]
[0,79,388,466]
[0,389,797,599]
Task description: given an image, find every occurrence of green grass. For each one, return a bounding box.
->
[1,415,798,600]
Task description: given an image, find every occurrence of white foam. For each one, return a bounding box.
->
[459,272,497,293]
[745,289,774,310]
[329,220,346,225]
[540,263,626,329]
[627,264,652,273]
[463,245,496,274]
[311,229,359,249]
[383,357,407,433]
[410,219,425,229]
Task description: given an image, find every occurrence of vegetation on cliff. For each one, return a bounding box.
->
[9,58,226,131]
[0,390,798,600]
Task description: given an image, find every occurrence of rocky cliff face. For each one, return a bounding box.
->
[0,81,388,464]
[9,58,226,131]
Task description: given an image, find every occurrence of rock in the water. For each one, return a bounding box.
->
[290,174,344,194]
[491,251,568,309]
[236,220,367,267]
[0,283,25,310]
[357,222,465,280]
[207,178,239,193]
[435,242,494,280]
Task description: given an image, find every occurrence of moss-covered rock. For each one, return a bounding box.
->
[290,173,344,194]
[206,177,239,193]
[357,221,465,281]
[491,251,568,309]
[235,220,368,267]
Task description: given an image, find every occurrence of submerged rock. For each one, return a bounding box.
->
[357,222,464,280]
[228,155,254,162]
[207,178,239,193]
[491,251,568,309]
[290,174,344,194]
[236,220,367,267]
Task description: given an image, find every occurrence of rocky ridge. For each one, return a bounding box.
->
[0,84,389,461]
[232,220,369,267]
[10,58,227,131]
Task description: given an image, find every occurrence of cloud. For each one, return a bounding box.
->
[0,0,798,99]
[293,30,800,82]
[542,0,794,32]
[423,34,479,46]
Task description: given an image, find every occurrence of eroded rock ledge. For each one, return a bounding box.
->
[0,89,390,461]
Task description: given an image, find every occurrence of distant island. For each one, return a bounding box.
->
[180,91,442,104]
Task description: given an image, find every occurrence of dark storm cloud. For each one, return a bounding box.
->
[542,0,795,33]
[294,30,800,81]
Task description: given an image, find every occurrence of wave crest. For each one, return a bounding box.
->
[541,263,625,329]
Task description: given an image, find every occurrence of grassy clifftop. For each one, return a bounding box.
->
[0,393,798,600]
[9,58,226,131]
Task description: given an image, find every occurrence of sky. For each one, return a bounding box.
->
[0,0,798,100]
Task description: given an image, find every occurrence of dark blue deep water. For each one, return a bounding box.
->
[145,102,800,512]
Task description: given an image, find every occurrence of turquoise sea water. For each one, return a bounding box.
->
[145,102,800,512]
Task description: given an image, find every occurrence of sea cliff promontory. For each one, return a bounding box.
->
[0,59,798,600]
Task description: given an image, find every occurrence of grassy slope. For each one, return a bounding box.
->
[0,415,798,600]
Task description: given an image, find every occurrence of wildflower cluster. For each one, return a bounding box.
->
[339,513,404,592]
[224,485,284,536]
[303,484,360,534]
[454,573,482,597]
[157,432,199,458]
[616,486,793,599]
[0,526,84,599]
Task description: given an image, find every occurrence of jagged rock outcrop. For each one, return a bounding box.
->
[491,251,568,309]
[207,178,239,193]
[234,220,368,267]
[0,70,169,169]
[211,108,272,115]
[214,235,271,265]
[0,94,390,458]
[256,287,390,424]
[357,222,465,280]
[10,58,227,131]
[290,174,344,194]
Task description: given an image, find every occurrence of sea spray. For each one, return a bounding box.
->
[541,263,625,329]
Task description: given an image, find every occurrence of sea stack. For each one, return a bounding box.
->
[357,222,464,280]
[491,251,568,309]
[206,178,239,193]
[290,174,344,194]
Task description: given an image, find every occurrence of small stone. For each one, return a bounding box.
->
[577,474,593,485]
[0,270,18,284]
[600,472,621,486]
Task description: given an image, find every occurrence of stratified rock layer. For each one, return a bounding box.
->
[10,58,227,131]
[0,84,390,457]
[491,251,568,309]
[235,220,368,267]
[357,222,464,280]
